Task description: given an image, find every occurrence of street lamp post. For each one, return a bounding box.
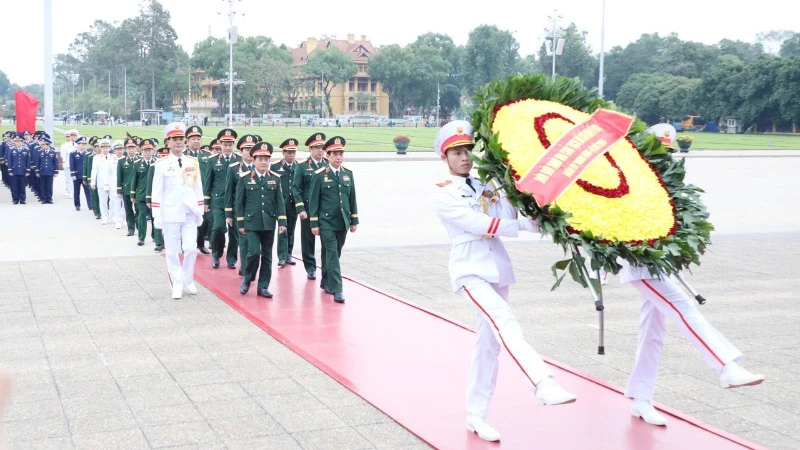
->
[545,10,565,80]
[598,0,606,97]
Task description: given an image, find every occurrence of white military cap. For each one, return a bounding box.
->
[433,120,474,157]
[112,139,124,149]
[99,138,112,147]
[164,122,186,138]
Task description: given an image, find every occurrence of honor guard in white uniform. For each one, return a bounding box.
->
[151,122,205,299]
[432,121,576,442]
[90,138,117,225]
[60,129,77,198]
[618,126,765,427]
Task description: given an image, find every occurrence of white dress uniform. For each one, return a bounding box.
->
[151,127,205,299]
[90,150,117,224]
[110,155,125,228]
[60,138,75,197]
[619,261,743,402]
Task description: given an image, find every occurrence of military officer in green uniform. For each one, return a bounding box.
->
[236,141,287,298]
[117,138,140,236]
[130,140,156,246]
[308,136,358,303]
[204,128,242,269]
[184,126,211,254]
[226,134,258,276]
[147,146,169,252]
[273,138,300,267]
[293,132,328,280]
[83,136,101,219]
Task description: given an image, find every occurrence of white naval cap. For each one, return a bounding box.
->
[164,122,186,139]
[112,139,124,149]
[99,138,112,147]
[433,120,474,157]
[645,123,677,149]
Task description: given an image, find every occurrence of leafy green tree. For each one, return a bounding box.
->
[774,57,800,126]
[780,34,800,57]
[462,25,521,94]
[303,47,358,117]
[718,39,764,63]
[691,57,747,121]
[367,45,412,117]
[616,73,697,124]
[0,70,10,98]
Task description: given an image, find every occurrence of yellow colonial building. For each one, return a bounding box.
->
[291,34,389,117]
[170,69,222,117]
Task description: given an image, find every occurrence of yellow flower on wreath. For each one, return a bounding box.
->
[492,99,676,242]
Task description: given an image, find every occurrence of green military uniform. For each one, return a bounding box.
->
[147,148,168,249]
[196,145,213,250]
[293,133,328,278]
[235,142,287,296]
[225,135,258,276]
[117,139,139,235]
[83,138,100,218]
[204,129,242,268]
[130,145,155,245]
[308,136,358,302]
[272,138,300,266]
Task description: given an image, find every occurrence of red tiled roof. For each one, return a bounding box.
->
[293,37,375,66]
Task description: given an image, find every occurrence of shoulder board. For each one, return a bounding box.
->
[155,156,168,163]
[229,161,239,167]
[341,166,350,172]
[184,155,197,160]
[297,158,308,164]
[436,180,453,188]
[269,170,280,177]
[239,170,251,178]
[314,167,327,174]
[209,153,221,158]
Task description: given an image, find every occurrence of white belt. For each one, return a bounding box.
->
[452,233,494,246]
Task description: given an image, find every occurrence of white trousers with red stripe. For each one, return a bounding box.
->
[624,277,742,401]
[162,219,198,289]
[460,276,553,418]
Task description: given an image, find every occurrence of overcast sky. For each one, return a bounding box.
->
[3,0,797,85]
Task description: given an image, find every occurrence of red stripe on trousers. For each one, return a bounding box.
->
[641,280,724,366]
[463,286,537,388]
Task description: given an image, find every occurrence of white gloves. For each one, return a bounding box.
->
[517,217,540,233]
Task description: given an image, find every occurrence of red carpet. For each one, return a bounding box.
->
[193,255,763,450]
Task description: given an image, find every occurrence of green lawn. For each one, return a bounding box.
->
[0,124,439,152]
[3,124,799,151]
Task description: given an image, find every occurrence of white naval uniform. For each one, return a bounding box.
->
[60,141,75,196]
[90,154,117,221]
[432,174,552,419]
[620,260,742,401]
[151,153,205,290]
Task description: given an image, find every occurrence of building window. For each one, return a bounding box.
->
[370,80,376,92]
[349,80,355,91]
[370,102,376,112]
[348,98,354,112]
[358,78,368,92]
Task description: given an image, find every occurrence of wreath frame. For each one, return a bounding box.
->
[469,75,714,290]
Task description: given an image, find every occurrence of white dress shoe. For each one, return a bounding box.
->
[101,218,107,225]
[171,286,183,300]
[115,222,121,229]
[720,362,764,388]
[466,415,500,442]
[631,400,668,426]
[183,283,198,295]
[535,377,577,405]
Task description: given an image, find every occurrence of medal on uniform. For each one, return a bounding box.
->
[342,175,350,181]
[183,166,195,187]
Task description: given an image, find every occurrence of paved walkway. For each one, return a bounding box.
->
[1,154,799,449]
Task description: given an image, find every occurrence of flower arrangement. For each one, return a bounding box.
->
[676,135,694,145]
[393,135,411,144]
[470,75,713,290]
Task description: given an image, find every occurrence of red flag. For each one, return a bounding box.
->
[14,90,40,133]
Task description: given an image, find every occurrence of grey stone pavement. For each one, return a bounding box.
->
[1,153,800,449]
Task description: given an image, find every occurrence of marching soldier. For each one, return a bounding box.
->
[60,129,78,198]
[432,121,575,442]
[151,122,205,300]
[148,146,170,252]
[117,138,140,236]
[83,137,101,219]
[70,136,90,211]
[29,131,43,201]
[272,138,299,267]
[225,135,258,277]
[235,141,286,297]
[307,136,358,304]
[131,140,156,246]
[185,126,211,254]
[1,131,12,188]
[7,133,31,204]
[90,139,117,225]
[204,128,241,269]
[293,132,328,280]
[35,135,59,204]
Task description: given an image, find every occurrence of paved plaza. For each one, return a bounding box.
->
[1,153,799,449]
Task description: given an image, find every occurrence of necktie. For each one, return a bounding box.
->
[465,177,476,193]
[178,158,182,168]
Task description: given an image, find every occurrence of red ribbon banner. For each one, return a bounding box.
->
[515,108,635,206]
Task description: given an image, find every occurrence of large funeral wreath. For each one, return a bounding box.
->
[470,75,714,290]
